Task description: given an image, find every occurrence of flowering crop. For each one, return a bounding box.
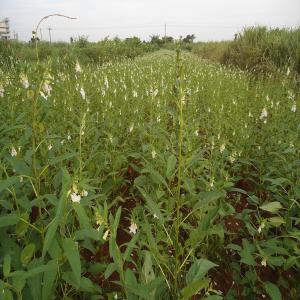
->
[0,49,299,299]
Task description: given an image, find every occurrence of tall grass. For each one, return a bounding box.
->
[193,26,300,75]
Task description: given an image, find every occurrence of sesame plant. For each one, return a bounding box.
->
[0,39,299,300]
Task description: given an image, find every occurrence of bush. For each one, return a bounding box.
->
[192,26,300,75]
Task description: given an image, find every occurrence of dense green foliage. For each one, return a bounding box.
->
[0,34,195,69]
[0,37,158,67]
[193,26,300,75]
[0,48,299,299]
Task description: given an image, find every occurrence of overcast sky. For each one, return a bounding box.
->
[1,0,300,42]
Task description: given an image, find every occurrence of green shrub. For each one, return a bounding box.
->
[192,26,300,75]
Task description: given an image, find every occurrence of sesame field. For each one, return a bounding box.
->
[0,49,299,299]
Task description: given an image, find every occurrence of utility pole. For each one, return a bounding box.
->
[164,23,167,38]
[47,27,52,43]
[40,28,43,41]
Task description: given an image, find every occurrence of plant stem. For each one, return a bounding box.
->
[174,45,185,296]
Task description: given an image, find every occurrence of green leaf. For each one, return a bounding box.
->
[260,202,283,213]
[21,243,36,265]
[42,168,71,258]
[49,152,78,166]
[268,217,285,227]
[12,273,26,293]
[193,190,225,210]
[0,214,19,228]
[9,159,33,176]
[142,167,169,190]
[181,279,209,299]
[63,238,81,287]
[112,207,122,237]
[72,202,91,229]
[136,186,163,221]
[3,289,13,300]
[142,251,155,283]
[25,264,52,278]
[42,219,59,259]
[79,276,101,293]
[264,282,282,300]
[186,259,217,284]
[104,263,118,279]
[3,254,11,277]
[16,212,30,236]
[74,228,101,241]
[0,177,19,193]
[240,239,256,266]
[125,268,137,286]
[166,154,177,180]
[42,260,58,300]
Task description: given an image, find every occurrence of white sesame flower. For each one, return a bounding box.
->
[67,134,71,141]
[229,151,237,163]
[42,81,52,96]
[288,91,295,101]
[260,108,268,120]
[286,67,290,76]
[261,258,267,267]
[80,87,86,100]
[103,229,109,241]
[104,77,109,89]
[220,144,225,153]
[81,190,88,197]
[75,61,82,73]
[20,74,29,89]
[194,130,199,136]
[40,91,48,100]
[153,213,158,219]
[19,176,23,183]
[0,86,4,97]
[70,192,81,203]
[48,144,53,151]
[291,103,296,113]
[129,221,138,234]
[258,221,265,233]
[129,124,134,132]
[10,147,17,157]
[151,150,156,159]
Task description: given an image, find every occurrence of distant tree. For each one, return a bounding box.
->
[182,34,196,43]
[75,35,89,47]
[125,37,141,45]
[150,35,164,46]
[162,36,174,43]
